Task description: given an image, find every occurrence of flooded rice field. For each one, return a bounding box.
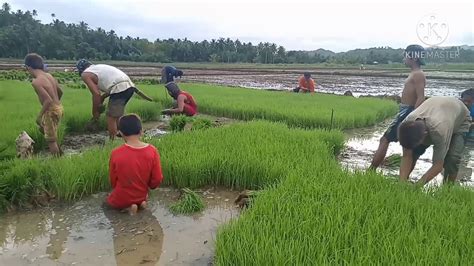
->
[0,188,239,266]
[341,120,474,187]
[181,73,473,97]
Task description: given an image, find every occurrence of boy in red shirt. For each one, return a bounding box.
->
[107,114,163,215]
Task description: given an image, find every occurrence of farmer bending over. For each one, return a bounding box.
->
[293,72,315,94]
[76,60,153,139]
[24,53,63,156]
[369,45,426,170]
[398,94,472,185]
[106,114,163,215]
[160,66,197,116]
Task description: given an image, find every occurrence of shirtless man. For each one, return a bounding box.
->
[369,45,426,170]
[24,53,63,156]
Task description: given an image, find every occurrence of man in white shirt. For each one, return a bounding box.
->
[76,59,152,139]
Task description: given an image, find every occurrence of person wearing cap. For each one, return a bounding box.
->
[293,72,316,94]
[397,93,472,185]
[369,44,426,170]
[24,53,63,156]
[76,60,152,139]
[160,66,197,116]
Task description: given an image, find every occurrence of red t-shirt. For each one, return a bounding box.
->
[107,144,163,209]
[180,91,197,116]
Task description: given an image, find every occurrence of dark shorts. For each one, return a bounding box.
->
[412,133,466,176]
[384,104,415,142]
[107,87,136,118]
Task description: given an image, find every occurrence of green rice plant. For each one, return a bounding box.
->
[169,188,205,214]
[191,117,213,131]
[215,170,474,265]
[0,159,47,208]
[140,83,397,130]
[169,115,190,132]
[128,100,161,122]
[156,121,344,189]
[383,153,402,167]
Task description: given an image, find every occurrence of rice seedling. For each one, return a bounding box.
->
[142,83,397,130]
[156,121,344,189]
[215,170,474,265]
[169,188,206,214]
[191,117,213,131]
[169,115,190,132]
[383,153,402,167]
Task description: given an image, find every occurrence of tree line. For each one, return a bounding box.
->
[1,3,472,64]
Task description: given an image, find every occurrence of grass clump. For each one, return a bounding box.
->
[169,115,190,132]
[192,118,213,131]
[383,153,402,167]
[215,171,474,265]
[169,188,205,214]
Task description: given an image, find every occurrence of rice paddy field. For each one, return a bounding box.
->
[0,72,473,265]
[146,83,398,129]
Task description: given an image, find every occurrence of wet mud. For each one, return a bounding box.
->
[0,187,240,266]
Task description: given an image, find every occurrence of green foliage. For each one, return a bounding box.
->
[147,83,398,130]
[169,115,190,132]
[169,188,205,214]
[0,159,47,208]
[384,153,402,167]
[192,118,213,131]
[216,171,474,265]
[0,70,30,81]
[156,121,345,189]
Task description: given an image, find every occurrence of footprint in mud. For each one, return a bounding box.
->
[102,205,164,265]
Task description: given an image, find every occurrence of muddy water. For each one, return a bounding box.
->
[0,188,239,266]
[341,120,474,187]
[182,73,473,97]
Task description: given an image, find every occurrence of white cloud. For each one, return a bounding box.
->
[8,0,473,51]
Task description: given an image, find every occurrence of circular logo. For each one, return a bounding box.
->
[416,14,449,46]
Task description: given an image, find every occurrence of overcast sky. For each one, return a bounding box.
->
[7,0,474,52]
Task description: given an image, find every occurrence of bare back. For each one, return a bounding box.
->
[401,69,425,107]
[32,72,61,106]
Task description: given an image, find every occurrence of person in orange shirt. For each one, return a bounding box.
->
[293,72,316,94]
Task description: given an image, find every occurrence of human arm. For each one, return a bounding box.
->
[81,73,102,119]
[417,160,444,185]
[149,149,163,189]
[399,148,414,181]
[32,80,53,126]
[55,80,63,100]
[414,72,426,108]
[109,155,118,188]
[161,95,186,114]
